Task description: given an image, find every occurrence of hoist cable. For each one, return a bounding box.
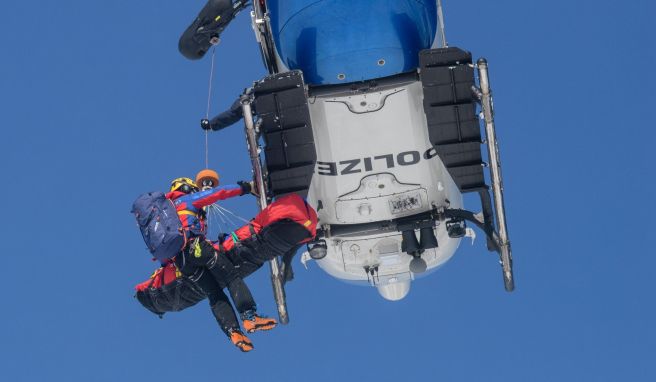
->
[204,45,217,168]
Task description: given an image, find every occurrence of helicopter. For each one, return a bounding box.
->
[179,0,514,324]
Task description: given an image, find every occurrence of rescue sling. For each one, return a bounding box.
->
[220,194,317,252]
[135,262,206,317]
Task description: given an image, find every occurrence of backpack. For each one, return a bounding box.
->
[135,262,206,317]
[131,192,186,262]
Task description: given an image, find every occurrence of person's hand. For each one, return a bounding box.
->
[201,119,211,130]
[237,180,251,195]
[237,181,259,197]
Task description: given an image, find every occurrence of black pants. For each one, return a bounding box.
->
[175,238,256,336]
[224,220,312,280]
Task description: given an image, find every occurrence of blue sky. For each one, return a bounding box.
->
[1,1,654,381]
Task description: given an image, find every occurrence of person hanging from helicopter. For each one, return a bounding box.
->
[195,90,320,284]
[134,176,277,352]
[179,0,251,60]
[169,177,280,350]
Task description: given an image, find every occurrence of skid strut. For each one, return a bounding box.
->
[476,58,514,291]
[241,95,290,324]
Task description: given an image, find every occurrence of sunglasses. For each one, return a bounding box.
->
[179,183,199,194]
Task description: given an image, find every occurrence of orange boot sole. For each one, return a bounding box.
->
[243,316,277,333]
[230,330,254,352]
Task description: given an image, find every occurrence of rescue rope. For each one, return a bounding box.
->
[205,204,249,238]
[216,204,250,224]
[214,205,238,227]
[206,204,226,236]
[205,205,223,241]
[214,205,231,230]
[204,46,217,169]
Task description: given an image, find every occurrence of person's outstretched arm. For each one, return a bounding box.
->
[189,182,253,209]
[201,97,244,131]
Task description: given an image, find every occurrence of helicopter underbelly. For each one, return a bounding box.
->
[305,79,463,299]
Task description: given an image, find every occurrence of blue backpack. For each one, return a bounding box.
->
[132,192,185,262]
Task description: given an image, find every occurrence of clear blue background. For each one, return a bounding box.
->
[1,1,654,381]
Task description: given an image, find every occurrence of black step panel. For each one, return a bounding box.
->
[437,141,484,168]
[268,164,316,198]
[447,164,486,191]
[420,48,473,67]
[421,65,475,106]
[258,103,310,132]
[264,125,316,171]
[254,70,304,94]
[253,71,316,197]
[424,104,480,144]
[419,47,486,192]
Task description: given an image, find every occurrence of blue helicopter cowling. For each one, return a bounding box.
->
[267,0,438,85]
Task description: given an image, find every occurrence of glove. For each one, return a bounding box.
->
[200,118,212,130]
[237,181,259,196]
[237,181,251,195]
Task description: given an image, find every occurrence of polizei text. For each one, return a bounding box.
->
[316,147,439,176]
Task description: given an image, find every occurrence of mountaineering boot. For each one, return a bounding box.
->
[242,311,277,333]
[228,328,254,352]
[179,0,249,60]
